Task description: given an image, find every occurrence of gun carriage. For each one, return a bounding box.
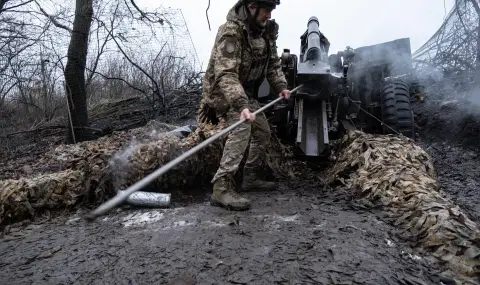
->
[259,16,417,159]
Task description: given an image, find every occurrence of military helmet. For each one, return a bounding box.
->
[247,0,280,9]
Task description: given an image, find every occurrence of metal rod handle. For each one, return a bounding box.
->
[85,85,303,221]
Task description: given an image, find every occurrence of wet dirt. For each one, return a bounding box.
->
[2,88,480,284]
[413,95,480,224]
[417,136,480,224]
[0,176,448,285]
[414,99,480,149]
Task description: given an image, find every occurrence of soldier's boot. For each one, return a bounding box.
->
[242,166,277,191]
[210,175,251,211]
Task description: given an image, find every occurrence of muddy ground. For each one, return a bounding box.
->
[413,91,480,223]
[2,86,480,284]
[0,176,452,285]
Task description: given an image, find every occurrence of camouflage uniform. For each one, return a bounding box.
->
[198,0,288,211]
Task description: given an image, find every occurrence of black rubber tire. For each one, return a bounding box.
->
[380,79,415,139]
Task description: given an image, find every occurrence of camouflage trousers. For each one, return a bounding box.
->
[211,99,270,183]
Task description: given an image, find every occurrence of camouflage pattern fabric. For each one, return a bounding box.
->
[211,99,270,183]
[199,0,288,183]
[200,0,288,116]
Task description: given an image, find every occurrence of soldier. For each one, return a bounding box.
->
[197,0,291,211]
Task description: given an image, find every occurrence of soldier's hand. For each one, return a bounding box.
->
[279,89,291,100]
[240,108,255,123]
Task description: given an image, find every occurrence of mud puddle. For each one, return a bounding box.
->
[0,177,447,285]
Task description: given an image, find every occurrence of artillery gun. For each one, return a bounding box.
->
[258,16,417,159]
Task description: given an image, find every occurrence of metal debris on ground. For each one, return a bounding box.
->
[119,190,171,208]
[326,130,480,284]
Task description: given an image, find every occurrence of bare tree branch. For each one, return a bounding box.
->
[129,0,164,24]
[85,11,114,87]
[0,0,34,14]
[33,0,72,33]
[85,66,150,99]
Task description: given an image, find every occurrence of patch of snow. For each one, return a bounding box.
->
[401,250,422,261]
[122,211,165,227]
[411,254,422,261]
[163,220,196,229]
[275,214,300,222]
[385,239,395,247]
[203,221,227,227]
[314,221,327,228]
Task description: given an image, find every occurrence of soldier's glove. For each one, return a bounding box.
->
[198,101,219,125]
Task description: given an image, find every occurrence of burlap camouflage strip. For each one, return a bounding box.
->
[326,130,480,284]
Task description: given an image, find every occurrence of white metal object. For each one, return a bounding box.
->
[119,190,171,208]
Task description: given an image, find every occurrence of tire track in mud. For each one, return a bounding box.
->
[0,178,447,285]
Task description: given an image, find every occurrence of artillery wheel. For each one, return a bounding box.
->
[380,79,415,139]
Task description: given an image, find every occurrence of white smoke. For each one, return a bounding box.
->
[107,120,186,191]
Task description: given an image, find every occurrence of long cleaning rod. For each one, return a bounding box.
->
[85,84,304,221]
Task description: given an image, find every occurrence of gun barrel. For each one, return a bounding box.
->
[297,16,331,84]
[305,16,321,61]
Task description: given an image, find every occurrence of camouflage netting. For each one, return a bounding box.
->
[326,130,480,284]
[0,170,85,225]
[0,119,293,227]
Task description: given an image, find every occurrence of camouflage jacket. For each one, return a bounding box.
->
[201,0,288,114]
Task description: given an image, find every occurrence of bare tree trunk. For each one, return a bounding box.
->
[64,0,93,144]
[469,0,480,81]
[476,18,480,81]
[40,52,50,121]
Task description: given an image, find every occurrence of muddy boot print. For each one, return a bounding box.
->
[242,166,277,191]
[211,175,251,211]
